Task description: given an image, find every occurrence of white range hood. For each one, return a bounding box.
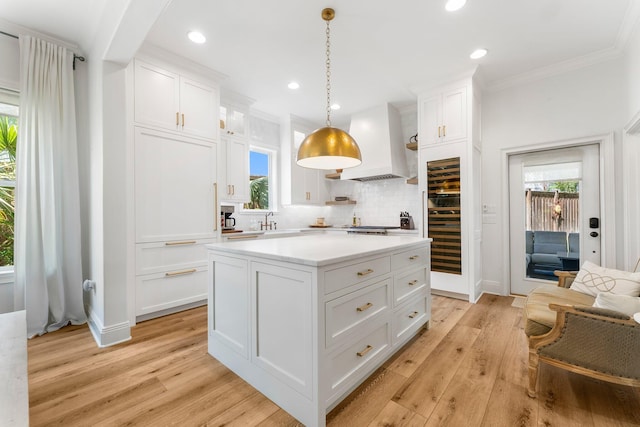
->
[340,103,409,181]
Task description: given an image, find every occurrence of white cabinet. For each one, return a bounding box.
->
[134,59,218,140]
[418,75,482,303]
[207,236,430,427]
[284,118,328,205]
[419,85,467,146]
[219,94,252,203]
[219,135,249,202]
[132,55,221,322]
[134,127,217,243]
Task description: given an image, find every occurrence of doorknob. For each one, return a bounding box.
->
[590,231,599,237]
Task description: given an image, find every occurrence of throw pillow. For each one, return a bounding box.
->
[593,292,640,317]
[569,261,640,297]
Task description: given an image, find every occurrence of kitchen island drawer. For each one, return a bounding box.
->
[393,267,428,307]
[324,256,390,294]
[328,321,390,401]
[136,265,208,316]
[391,246,430,271]
[136,239,214,275]
[325,278,391,347]
[393,294,429,345]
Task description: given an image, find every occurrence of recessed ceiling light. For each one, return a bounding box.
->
[330,103,341,110]
[288,81,300,90]
[445,0,467,12]
[470,48,488,59]
[187,31,206,44]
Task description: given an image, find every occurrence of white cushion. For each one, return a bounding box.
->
[570,261,640,297]
[593,292,640,317]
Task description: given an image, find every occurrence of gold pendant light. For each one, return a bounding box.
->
[296,8,362,170]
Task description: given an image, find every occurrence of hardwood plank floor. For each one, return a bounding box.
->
[27,294,640,426]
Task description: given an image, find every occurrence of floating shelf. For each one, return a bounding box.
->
[325,172,341,180]
[325,200,356,205]
[406,176,418,185]
[406,142,418,151]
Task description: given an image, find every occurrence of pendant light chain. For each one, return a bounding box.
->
[325,18,332,127]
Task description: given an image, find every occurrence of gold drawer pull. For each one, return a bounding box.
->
[408,280,418,286]
[165,240,197,246]
[227,234,259,240]
[176,112,179,126]
[165,268,197,277]
[408,311,419,319]
[356,302,373,312]
[356,345,373,358]
[357,269,374,277]
[409,255,419,260]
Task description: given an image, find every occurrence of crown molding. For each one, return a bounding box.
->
[486,2,640,93]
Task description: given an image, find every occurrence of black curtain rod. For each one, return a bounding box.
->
[0,29,86,70]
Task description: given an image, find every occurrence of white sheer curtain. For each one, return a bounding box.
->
[15,35,86,337]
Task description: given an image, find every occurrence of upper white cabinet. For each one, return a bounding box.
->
[134,59,219,140]
[281,116,328,205]
[219,93,253,203]
[220,135,249,202]
[419,85,467,146]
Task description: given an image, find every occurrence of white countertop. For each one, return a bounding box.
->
[207,234,430,266]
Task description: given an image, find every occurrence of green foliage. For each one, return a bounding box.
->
[0,115,17,266]
[245,176,269,210]
[548,181,579,193]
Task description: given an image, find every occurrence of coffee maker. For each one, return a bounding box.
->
[221,205,236,231]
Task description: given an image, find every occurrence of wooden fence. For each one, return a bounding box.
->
[526,190,579,232]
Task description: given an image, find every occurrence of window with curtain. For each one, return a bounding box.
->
[0,95,18,268]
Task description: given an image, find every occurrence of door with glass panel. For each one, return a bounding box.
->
[509,145,601,295]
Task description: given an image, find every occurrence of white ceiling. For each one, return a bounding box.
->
[1,0,639,126]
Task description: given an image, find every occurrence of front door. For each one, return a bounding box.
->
[509,144,601,295]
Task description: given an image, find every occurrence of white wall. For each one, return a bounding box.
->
[626,19,640,118]
[481,57,628,294]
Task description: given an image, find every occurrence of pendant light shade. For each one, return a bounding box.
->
[296,8,362,170]
[297,126,361,169]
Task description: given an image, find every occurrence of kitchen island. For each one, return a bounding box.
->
[207,234,431,427]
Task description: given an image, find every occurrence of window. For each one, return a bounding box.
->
[0,97,18,267]
[244,146,276,211]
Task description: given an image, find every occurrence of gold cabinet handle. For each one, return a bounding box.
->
[408,280,418,286]
[165,240,197,246]
[356,345,373,358]
[443,125,446,136]
[214,183,218,231]
[165,268,197,277]
[232,185,235,195]
[357,269,374,277]
[408,311,419,319]
[227,234,259,240]
[356,302,373,312]
[409,255,419,260]
[181,113,185,128]
[176,112,180,126]
[438,126,441,138]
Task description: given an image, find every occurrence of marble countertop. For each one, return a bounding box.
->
[207,234,430,266]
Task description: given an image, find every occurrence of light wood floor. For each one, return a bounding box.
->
[28,294,640,426]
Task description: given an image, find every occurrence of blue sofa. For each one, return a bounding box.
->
[525,231,579,277]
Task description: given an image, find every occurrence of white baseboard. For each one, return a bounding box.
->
[88,311,131,348]
[482,280,503,295]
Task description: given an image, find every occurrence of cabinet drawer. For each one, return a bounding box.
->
[136,239,213,275]
[325,256,390,295]
[325,278,390,348]
[136,266,207,316]
[391,246,429,271]
[393,267,428,307]
[328,322,390,397]
[393,295,429,345]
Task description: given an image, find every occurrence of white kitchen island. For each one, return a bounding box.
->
[206,234,431,427]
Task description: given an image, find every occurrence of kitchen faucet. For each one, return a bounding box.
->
[261,211,276,230]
